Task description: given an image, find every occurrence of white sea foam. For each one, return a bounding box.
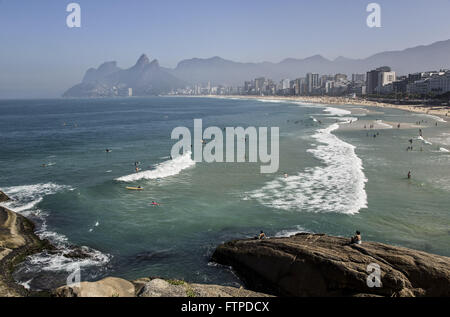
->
[274,225,309,237]
[375,120,393,129]
[338,117,359,124]
[0,183,111,275]
[323,107,352,117]
[116,151,195,182]
[256,98,289,104]
[248,123,367,214]
[439,147,450,153]
[417,136,433,145]
[19,279,33,290]
[26,247,110,273]
[413,113,447,123]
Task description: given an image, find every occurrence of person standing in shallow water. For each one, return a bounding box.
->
[408,171,411,179]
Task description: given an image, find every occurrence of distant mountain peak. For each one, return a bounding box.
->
[135,54,150,66]
[149,59,160,67]
[304,54,329,62]
[280,54,330,64]
[64,53,185,97]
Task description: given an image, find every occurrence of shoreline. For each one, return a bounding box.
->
[0,195,53,296]
[186,94,450,120]
[2,189,450,297]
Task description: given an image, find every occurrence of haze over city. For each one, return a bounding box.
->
[2,0,450,98]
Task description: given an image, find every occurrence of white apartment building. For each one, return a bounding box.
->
[377,71,396,93]
[407,71,450,95]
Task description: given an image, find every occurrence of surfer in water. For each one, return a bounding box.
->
[150,201,160,206]
[407,171,411,179]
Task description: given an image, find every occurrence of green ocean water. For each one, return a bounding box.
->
[0,97,448,290]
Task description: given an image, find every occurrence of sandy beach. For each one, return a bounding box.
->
[202,95,450,120]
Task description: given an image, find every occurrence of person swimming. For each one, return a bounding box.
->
[150,201,160,206]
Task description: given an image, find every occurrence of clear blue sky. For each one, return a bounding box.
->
[1,0,450,98]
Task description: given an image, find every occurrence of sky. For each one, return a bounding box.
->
[1,0,450,98]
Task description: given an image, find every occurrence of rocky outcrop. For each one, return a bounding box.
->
[54,277,136,297]
[0,191,9,203]
[0,206,51,297]
[54,277,271,297]
[211,233,450,297]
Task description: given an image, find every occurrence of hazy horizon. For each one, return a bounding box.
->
[2,0,450,98]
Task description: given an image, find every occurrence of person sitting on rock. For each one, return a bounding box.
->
[258,231,266,240]
[350,231,362,244]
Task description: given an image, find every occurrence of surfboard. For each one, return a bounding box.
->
[126,187,143,191]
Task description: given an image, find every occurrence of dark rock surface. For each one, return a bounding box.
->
[0,191,9,203]
[0,206,51,296]
[211,233,450,297]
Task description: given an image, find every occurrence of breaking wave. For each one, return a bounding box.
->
[0,183,111,290]
[116,151,195,182]
[248,116,367,215]
[417,136,433,145]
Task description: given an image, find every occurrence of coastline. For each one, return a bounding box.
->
[2,189,450,297]
[188,94,450,119]
[0,202,53,296]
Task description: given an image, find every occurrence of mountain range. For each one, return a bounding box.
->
[64,39,450,97]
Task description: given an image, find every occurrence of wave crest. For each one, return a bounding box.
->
[248,123,367,215]
[116,151,195,182]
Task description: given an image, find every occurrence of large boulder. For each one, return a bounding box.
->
[54,277,135,297]
[134,278,272,297]
[54,277,272,297]
[211,233,450,297]
[0,191,9,203]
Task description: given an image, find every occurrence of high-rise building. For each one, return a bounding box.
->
[306,73,319,94]
[281,78,290,90]
[255,77,265,93]
[352,73,365,83]
[366,67,394,94]
[334,73,347,82]
[294,78,306,95]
